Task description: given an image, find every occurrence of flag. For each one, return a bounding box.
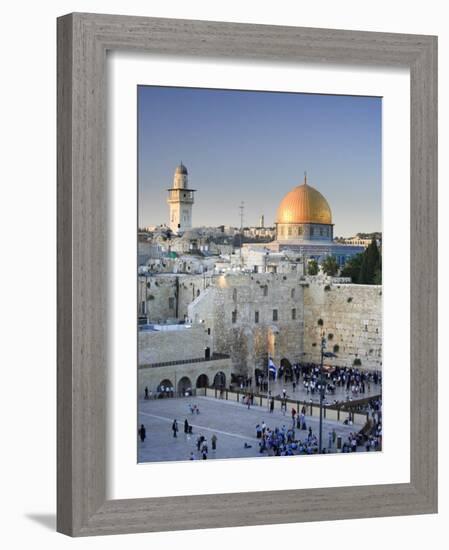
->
[268,357,277,379]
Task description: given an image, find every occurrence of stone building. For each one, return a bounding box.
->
[187,272,307,378]
[138,272,214,323]
[138,324,232,395]
[167,163,196,234]
[248,174,365,266]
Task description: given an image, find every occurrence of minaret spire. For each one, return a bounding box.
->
[304,171,307,185]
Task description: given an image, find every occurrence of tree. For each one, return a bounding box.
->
[307,259,318,275]
[321,255,339,276]
[340,253,363,282]
[358,239,381,284]
[373,251,382,284]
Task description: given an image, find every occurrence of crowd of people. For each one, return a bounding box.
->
[251,363,382,403]
[139,365,383,460]
[138,394,382,458]
[254,406,382,456]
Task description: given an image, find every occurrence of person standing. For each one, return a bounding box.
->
[138,424,146,443]
[184,419,189,434]
[211,434,217,451]
[270,398,274,413]
[172,419,178,438]
[144,386,149,400]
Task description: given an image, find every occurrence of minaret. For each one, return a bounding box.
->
[167,163,196,234]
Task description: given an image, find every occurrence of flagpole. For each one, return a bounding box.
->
[267,357,270,411]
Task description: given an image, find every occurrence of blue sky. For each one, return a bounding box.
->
[138,86,381,236]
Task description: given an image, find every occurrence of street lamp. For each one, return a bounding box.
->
[318,333,337,453]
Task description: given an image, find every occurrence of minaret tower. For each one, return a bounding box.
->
[167,163,196,234]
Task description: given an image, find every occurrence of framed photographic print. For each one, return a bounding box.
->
[57,13,437,536]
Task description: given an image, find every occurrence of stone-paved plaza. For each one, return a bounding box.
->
[138,395,369,463]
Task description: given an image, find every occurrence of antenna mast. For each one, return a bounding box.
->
[239,201,245,265]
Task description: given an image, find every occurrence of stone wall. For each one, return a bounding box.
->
[303,280,382,370]
[138,272,382,388]
[138,357,232,395]
[138,273,215,323]
[188,272,306,377]
[138,325,211,365]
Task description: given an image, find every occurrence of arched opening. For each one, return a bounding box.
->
[178,376,192,396]
[213,371,226,389]
[157,379,174,398]
[196,374,209,388]
[280,358,294,382]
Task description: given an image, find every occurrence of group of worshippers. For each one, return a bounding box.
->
[255,418,325,456]
[255,363,382,397]
[299,364,382,398]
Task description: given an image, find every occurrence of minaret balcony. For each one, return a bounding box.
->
[167,189,196,203]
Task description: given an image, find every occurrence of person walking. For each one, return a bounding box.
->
[144,386,149,400]
[211,434,217,451]
[184,419,189,434]
[138,424,146,443]
[172,419,178,438]
[270,398,274,413]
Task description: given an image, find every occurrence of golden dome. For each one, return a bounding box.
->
[276,180,332,225]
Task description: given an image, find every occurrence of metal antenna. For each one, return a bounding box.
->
[239,201,245,264]
[239,201,245,231]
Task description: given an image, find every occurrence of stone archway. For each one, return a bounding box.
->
[158,379,174,397]
[178,376,192,396]
[280,358,294,382]
[213,371,226,389]
[196,374,209,388]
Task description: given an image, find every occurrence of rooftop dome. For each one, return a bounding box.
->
[175,162,188,175]
[276,177,332,225]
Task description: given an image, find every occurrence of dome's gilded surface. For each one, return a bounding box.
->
[276,181,332,225]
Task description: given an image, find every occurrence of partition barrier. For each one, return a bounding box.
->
[202,386,373,425]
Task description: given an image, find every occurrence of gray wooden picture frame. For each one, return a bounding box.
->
[57,12,438,537]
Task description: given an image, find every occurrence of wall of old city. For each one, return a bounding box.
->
[188,272,306,377]
[303,280,382,370]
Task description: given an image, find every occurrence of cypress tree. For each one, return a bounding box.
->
[358,239,381,284]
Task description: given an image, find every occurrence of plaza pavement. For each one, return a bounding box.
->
[138,394,368,463]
